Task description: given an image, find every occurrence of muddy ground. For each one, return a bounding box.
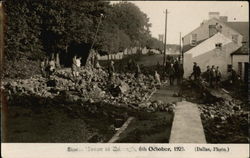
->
[117,112,173,143]
[3,93,173,143]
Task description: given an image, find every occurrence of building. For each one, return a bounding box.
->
[183,12,249,81]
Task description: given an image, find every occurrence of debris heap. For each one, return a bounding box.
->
[3,67,159,109]
[181,80,249,143]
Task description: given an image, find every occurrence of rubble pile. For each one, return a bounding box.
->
[181,79,249,143]
[138,101,176,113]
[199,101,249,143]
[3,67,160,109]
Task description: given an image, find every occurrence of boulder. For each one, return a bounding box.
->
[47,79,57,87]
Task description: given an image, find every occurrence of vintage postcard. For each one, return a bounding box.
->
[1,1,249,158]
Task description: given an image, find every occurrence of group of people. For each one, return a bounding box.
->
[189,62,222,88]
[41,52,239,90]
[204,65,221,87]
[40,57,56,79]
[165,59,184,86]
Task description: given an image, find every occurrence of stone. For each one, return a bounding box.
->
[233,106,240,111]
[118,82,130,94]
[47,79,57,87]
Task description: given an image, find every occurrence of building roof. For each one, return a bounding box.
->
[183,18,242,53]
[185,33,237,57]
[226,22,249,42]
[231,43,249,55]
[183,39,207,53]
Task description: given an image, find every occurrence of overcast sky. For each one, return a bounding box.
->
[113,1,249,44]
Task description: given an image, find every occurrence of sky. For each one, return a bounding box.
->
[112,1,249,44]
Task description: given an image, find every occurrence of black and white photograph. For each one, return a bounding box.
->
[0,0,249,150]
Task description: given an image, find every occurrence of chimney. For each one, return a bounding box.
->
[209,12,220,19]
[219,16,228,22]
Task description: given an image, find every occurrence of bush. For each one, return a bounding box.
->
[3,58,41,79]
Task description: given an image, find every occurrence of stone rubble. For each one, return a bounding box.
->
[181,80,249,143]
[3,67,174,112]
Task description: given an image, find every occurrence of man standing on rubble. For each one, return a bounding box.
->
[230,67,238,85]
[173,60,179,84]
[48,57,56,79]
[169,63,175,85]
[76,57,81,77]
[40,58,46,77]
[165,59,171,80]
[44,57,49,78]
[210,65,216,87]
[135,63,141,79]
[154,71,161,86]
[71,56,77,80]
[205,66,211,82]
[215,66,221,87]
[108,60,115,80]
[189,62,201,80]
[178,64,184,85]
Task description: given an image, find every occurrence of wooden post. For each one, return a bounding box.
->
[179,32,182,63]
[182,37,184,66]
[0,1,7,142]
[163,9,168,66]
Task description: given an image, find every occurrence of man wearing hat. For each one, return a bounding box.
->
[189,62,201,80]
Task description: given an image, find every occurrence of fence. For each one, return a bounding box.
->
[97,47,161,61]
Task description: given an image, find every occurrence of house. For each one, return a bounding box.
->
[227,22,249,82]
[166,44,181,56]
[183,12,249,81]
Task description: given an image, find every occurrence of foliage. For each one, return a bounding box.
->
[146,37,164,51]
[3,0,164,78]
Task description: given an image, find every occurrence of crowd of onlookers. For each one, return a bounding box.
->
[163,59,184,86]
[40,53,241,89]
[189,62,240,88]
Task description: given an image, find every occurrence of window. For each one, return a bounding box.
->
[190,34,197,46]
[227,64,232,72]
[232,35,238,43]
[215,43,222,49]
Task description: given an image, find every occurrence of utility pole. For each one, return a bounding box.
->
[181,37,184,66]
[179,32,182,62]
[163,9,168,66]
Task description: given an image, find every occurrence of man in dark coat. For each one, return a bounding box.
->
[108,60,115,80]
[215,66,221,87]
[210,65,216,87]
[169,63,175,85]
[190,62,201,80]
[178,64,184,84]
[205,65,211,82]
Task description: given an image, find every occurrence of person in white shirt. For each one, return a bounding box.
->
[75,57,81,77]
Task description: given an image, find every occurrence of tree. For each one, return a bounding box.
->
[110,2,152,47]
[146,37,164,51]
[3,0,158,73]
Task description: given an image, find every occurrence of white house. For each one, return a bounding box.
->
[183,12,249,80]
[184,33,240,78]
